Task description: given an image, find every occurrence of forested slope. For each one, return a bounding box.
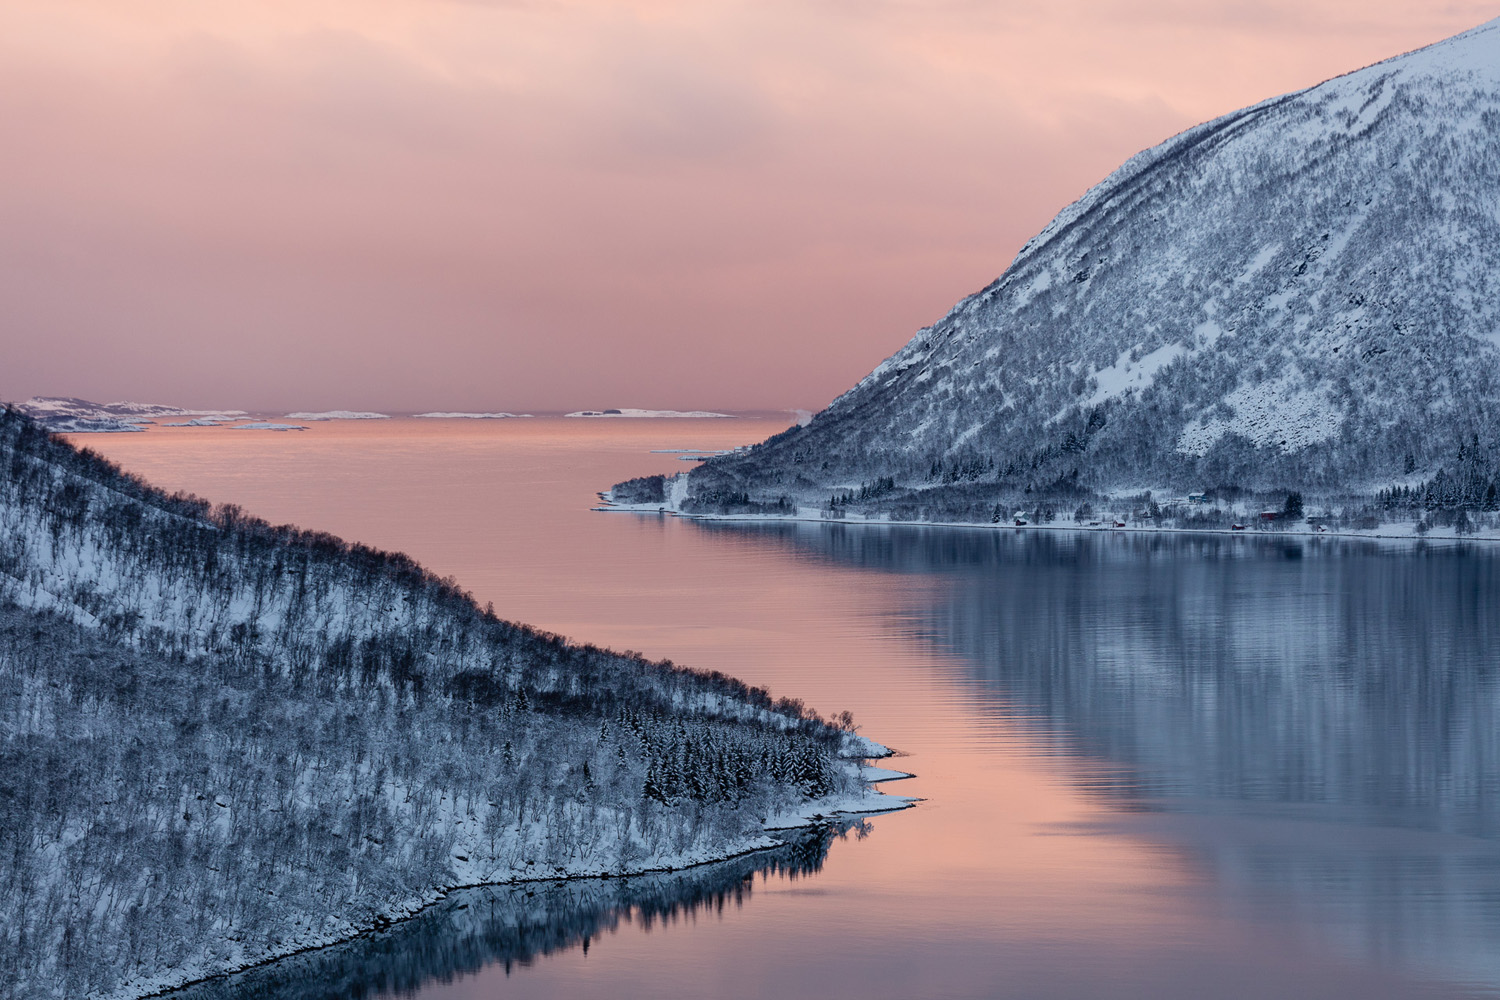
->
[0,406,882,999]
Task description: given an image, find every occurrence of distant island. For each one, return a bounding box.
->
[414,411,533,419]
[284,411,390,421]
[567,408,734,418]
[0,404,902,1000]
[607,20,1500,540]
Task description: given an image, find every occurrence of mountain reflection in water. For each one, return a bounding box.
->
[70,421,1500,997]
[169,822,865,1000]
[695,523,1500,987]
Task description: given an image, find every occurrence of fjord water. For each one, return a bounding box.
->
[79,418,1500,999]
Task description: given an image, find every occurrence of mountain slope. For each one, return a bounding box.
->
[666,19,1500,514]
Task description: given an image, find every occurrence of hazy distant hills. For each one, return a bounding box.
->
[12,396,248,432]
[16,396,233,421]
[12,397,732,430]
[668,19,1500,515]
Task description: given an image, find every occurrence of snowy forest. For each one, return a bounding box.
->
[0,405,873,1000]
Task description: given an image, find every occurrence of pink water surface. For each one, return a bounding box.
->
[77,418,1492,1000]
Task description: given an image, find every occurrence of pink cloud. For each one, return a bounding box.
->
[0,1,1489,411]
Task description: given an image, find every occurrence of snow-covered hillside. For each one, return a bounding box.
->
[0,407,898,1000]
[666,19,1500,516]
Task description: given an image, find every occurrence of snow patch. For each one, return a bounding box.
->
[1193,319,1226,348]
[1083,343,1187,407]
[1236,244,1282,283]
[1177,373,1342,456]
[668,472,691,510]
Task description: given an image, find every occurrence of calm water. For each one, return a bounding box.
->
[79,418,1500,999]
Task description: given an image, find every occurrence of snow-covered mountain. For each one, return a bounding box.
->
[661,19,1500,516]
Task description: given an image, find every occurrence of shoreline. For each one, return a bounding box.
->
[594,502,1500,546]
[122,757,915,1000]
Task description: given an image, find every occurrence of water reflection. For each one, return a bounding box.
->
[697,524,1500,988]
[168,822,866,1000]
[72,423,1500,997]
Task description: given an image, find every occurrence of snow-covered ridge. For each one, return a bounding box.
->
[670,17,1500,513]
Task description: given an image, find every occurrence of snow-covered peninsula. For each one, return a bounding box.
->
[0,405,907,1000]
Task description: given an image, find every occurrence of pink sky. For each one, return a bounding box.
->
[1,1,1493,413]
